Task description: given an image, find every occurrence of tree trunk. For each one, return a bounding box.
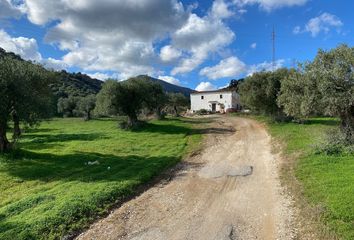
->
[173,106,179,117]
[340,108,354,143]
[12,111,21,140]
[84,110,91,121]
[155,107,164,120]
[127,113,139,129]
[0,123,10,153]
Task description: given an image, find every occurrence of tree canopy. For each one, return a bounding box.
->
[0,56,54,152]
[167,93,190,117]
[278,44,354,140]
[95,77,167,128]
[239,68,293,119]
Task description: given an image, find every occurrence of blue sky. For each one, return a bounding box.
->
[0,0,353,91]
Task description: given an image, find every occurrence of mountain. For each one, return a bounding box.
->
[131,75,194,96]
[0,47,103,98]
[51,71,103,98]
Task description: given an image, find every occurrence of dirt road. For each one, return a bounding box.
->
[77,117,296,240]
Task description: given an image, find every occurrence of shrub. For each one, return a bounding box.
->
[315,129,354,155]
[196,109,209,115]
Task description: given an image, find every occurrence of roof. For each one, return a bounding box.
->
[190,89,235,94]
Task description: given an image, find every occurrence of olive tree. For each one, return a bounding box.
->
[167,93,189,117]
[277,64,322,120]
[96,77,164,128]
[239,68,293,119]
[140,78,168,120]
[77,95,96,120]
[0,56,53,152]
[310,45,354,141]
[57,96,79,117]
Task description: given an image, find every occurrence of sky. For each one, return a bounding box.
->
[0,0,353,91]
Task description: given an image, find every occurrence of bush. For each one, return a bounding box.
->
[315,129,354,155]
[196,109,209,115]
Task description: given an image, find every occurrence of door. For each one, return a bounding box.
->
[212,103,216,112]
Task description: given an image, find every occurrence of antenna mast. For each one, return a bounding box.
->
[272,26,276,71]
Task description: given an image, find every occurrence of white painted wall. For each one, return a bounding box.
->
[190,91,241,112]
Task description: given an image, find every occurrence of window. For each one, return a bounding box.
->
[201,96,204,100]
[220,94,223,99]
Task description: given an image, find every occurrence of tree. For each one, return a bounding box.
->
[77,95,96,120]
[132,75,168,120]
[277,64,322,120]
[96,77,161,128]
[239,68,293,119]
[0,56,53,152]
[167,93,189,117]
[308,45,354,141]
[57,96,79,117]
[226,78,244,91]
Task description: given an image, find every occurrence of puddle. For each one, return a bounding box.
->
[199,164,253,179]
[227,166,253,177]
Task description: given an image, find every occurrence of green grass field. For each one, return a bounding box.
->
[264,118,354,240]
[0,117,203,240]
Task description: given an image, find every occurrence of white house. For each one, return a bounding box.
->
[190,89,241,113]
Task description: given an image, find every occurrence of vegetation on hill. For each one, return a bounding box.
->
[0,117,202,239]
[132,75,194,97]
[50,71,103,98]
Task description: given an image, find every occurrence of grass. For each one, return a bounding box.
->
[255,116,354,240]
[0,117,203,240]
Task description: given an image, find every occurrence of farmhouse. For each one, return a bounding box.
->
[190,89,241,113]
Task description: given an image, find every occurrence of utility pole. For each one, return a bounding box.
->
[271,26,276,71]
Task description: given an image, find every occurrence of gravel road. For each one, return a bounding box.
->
[77,116,296,240]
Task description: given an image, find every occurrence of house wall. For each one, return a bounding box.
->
[190,91,241,112]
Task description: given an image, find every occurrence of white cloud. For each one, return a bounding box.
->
[0,0,24,19]
[158,75,181,86]
[200,56,246,80]
[86,72,117,81]
[250,42,257,49]
[304,13,343,37]
[211,0,234,19]
[0,29,67,70]
[19,0,238,79]
[233,0,308,11]
[42,58,67,70]
[171,13,235,75]
[238,9,247,14]
[0,29,41,61]
[159,45,182,63]
[293,26,301,34]
[23,0,189,78]
[195,81,217,91]
[247,59,285,75]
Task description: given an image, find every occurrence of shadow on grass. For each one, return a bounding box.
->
[136,122,234,135]
[2,150,180,183]
[21,133,107,144]
[169,117,216,124]
[22,128,57,134]
[305,118,339,126]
